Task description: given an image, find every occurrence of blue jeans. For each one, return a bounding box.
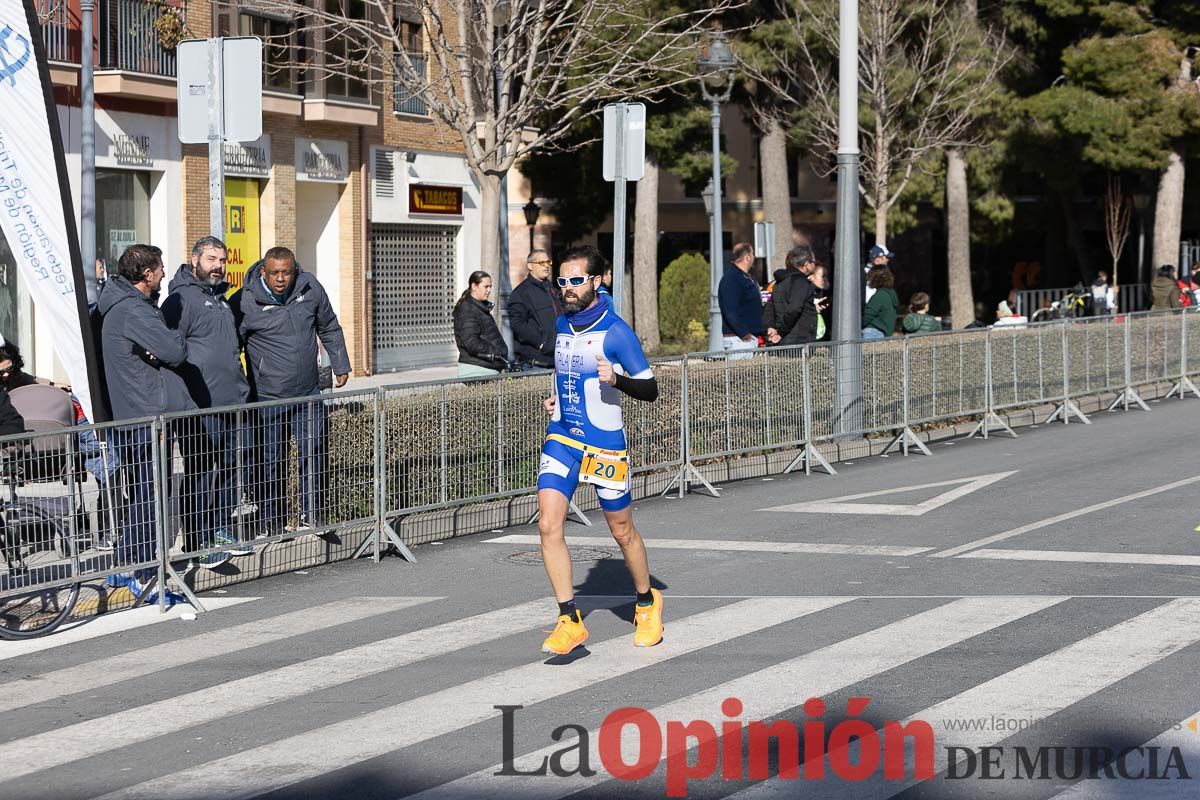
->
[862,327,886,340]
[113,425,157,570]
[258,394,328,530]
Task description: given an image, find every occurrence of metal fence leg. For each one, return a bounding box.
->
[785,346,836,475]
[1107,311,1150,412]
[355,389,417,562]
[662,354,720,497]
[1167,308,1200,399]
[1047,322,1090,424]
[882,338,931,456]
[969,329,1016,439]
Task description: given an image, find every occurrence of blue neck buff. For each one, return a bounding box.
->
[566,290,608,329]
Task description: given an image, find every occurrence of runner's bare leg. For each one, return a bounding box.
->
[537,488,575,602]
[604,507,651,595]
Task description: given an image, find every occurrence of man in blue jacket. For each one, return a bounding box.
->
[232,247,350,536]
[97,244,193,599]
[718,242,764,355]
[163,237,252,567]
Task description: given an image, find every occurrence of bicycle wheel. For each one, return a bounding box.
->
[0,503,82,639]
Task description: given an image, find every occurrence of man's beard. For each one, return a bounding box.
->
[562,283,596,313]
[197,269,225,287]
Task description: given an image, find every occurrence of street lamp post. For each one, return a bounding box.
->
[833,0,862,434]
[523,198,540,252]
[698,28,735,353]
[80,0,97,302]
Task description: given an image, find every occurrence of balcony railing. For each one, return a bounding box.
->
[100,0,183,77]
[393,54,427,115]
[37,0,73,63]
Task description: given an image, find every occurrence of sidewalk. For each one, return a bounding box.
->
[339,364,460,393]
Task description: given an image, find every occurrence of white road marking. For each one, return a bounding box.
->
[960,549,1200,568]
[0,597,592,780]
[0,597,257,662]
[486,534,932,558]
[404,596,1064,800]
[733,598,1200,799]
[91,598,850,800]
[932,474,1200,558]
[762,471,1017,516]
[0,596,434,714]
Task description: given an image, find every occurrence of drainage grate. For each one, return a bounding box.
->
[506,547,615,566]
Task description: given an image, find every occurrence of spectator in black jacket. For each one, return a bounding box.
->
[162,237,252,565]
[718,242,764,356]
[509,250,560,368]
[232,247,350,536]
[97,243,192,599]
[0,387,24,436]
[453,271,509,377]
[764,245,819,346]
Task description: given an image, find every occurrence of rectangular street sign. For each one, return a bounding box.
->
[177,37,263,144]
[754,221,776,259]
[602,103,646,182]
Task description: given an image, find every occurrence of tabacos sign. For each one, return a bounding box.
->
[409,183,462,216]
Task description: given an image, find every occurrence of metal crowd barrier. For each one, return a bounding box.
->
[3,309,1199,631]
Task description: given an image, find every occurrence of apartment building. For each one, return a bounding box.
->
[3,0,480,381]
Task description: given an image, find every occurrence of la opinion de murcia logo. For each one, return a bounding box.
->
[0,25,33,87]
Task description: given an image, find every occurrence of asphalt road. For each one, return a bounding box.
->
[2,395,1200,800]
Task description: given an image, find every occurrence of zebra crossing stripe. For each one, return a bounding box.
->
[485,534,932,558]
[405,596,1066,800]
[0,596,434,715]
[87,597,851,800]
[0,596,596,781]
[730,598,1200,799]
[0,597,257,662]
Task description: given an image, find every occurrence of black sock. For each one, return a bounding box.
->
[558,599,578,620]
[636,589,653,606]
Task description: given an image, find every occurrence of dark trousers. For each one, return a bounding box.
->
[114,425,157,570]
[259,394,327,529]
[176,413,240,551]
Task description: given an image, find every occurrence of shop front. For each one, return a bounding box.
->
[295,137,348,317]
[222,136,270,291]
[368,149,481,371]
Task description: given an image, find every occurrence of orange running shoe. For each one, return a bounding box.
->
[541,611,589,654]
[633,589,664,647]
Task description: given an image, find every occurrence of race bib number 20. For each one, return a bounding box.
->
[579,448,628,490]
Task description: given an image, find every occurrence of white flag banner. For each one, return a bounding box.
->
[0,0,103,421]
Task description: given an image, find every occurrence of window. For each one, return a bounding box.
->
[243,12,297,93]
[393,17,426,115]
[323,0,371,102]
[212,3,299,93]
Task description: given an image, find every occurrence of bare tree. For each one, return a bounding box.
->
[1105,173,1132,287]
[253,0,734,271]
[760,0,1009,247]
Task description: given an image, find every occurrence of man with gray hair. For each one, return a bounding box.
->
[163,236,252,567]
[763,245,820,346]
[508,248,560,368]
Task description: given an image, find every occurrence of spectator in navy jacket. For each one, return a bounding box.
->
[232,247,350,537]
[163,237,252,566]
[97,244,191,600]
[718,242,764,356]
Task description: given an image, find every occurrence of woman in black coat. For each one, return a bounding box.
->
[452,271,510,377]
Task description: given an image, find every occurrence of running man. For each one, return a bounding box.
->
[537,245,663,655]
